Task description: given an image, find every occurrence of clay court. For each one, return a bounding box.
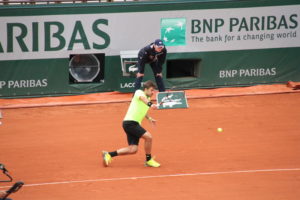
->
[1,85,300,200]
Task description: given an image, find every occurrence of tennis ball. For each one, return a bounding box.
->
[217,128,223,132]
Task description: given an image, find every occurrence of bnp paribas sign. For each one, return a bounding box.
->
[160,5,300,51]
[161,18,186,46]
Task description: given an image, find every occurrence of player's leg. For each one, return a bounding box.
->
[150,63,165,92]
[102,146,137,167]
[141,131,152,155]
[115,145,138,155]
[102,121,143,167]
[121,121,160,167]
[142,131,160,167]
[102,145,138,167]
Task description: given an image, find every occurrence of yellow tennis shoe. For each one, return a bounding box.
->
[145,158,160,167]
[102,151,112,167]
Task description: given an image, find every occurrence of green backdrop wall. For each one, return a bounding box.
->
[0,0,299,97]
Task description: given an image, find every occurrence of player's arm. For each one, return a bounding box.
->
[139,96,158,109]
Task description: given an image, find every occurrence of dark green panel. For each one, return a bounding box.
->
[1,47,300,97]
[165,47,300,89]
[0,59,68,97]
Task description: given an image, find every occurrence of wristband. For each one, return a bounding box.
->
[147,102,153,107]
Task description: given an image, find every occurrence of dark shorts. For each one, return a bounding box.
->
[122,120,146,145]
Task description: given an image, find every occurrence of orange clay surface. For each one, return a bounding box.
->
[0,85,300,200]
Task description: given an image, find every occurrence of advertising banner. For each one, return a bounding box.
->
[0,5,299,60]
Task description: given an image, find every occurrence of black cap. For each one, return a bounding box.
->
[154,39,164,47]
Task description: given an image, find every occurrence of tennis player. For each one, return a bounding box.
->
[102,80,160,167]
[134,39,167,92]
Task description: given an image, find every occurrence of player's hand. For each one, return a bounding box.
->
[148,117,156,126]
[151,104,158,110]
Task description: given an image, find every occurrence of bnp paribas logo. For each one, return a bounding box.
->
[161,18,186,46]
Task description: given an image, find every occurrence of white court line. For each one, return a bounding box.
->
[1,168,300,189]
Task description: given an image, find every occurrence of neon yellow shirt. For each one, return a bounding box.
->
[124,89,150,124]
